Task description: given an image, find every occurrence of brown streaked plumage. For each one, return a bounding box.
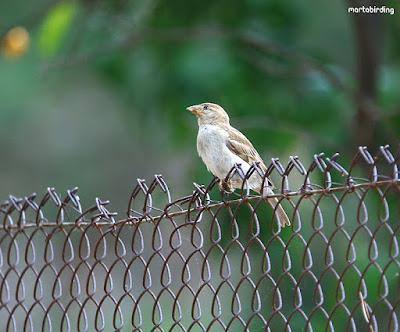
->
[187,102,290,227]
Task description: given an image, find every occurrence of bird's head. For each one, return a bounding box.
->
[186,102,230,126]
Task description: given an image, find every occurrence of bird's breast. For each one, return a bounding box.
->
[197,125,226,158]
[197,125,246,179]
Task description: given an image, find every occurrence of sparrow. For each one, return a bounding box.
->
[187,102,290,227]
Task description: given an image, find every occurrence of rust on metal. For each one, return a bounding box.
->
[0,145,399,331]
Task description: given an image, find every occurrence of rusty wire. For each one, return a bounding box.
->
[0,145,399,331]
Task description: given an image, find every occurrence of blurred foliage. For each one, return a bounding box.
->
[0,0,399,330]
[0,0,399,228]
[38,0,77,56]
[0,0,398,214]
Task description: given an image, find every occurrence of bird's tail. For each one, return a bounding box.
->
[267,196,291,227]
[253,185,291,227]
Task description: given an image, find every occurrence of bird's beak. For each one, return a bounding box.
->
[186,105,202,116]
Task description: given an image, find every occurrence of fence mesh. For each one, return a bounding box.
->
[1,145,399,331]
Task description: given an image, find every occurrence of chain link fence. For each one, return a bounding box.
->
[1,145,399,331]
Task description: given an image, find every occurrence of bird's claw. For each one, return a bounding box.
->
[218,179,234,193]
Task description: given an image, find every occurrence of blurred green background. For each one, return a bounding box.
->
[1,1,399,331]
[1,0,399,212]
[0,0,400,205]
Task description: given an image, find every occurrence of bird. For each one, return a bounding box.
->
[187,102,290,227]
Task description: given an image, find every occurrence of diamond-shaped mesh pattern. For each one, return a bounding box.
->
[1,146,399,331]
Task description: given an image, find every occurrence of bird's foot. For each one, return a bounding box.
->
[218,180,234,193]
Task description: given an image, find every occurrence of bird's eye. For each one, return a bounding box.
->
[203,105,209,111]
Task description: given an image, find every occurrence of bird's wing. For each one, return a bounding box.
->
[225,126,264,165]
[224,125,274,187]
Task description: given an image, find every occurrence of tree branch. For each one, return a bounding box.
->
[348,0,384,148]
[42,24,351,100]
